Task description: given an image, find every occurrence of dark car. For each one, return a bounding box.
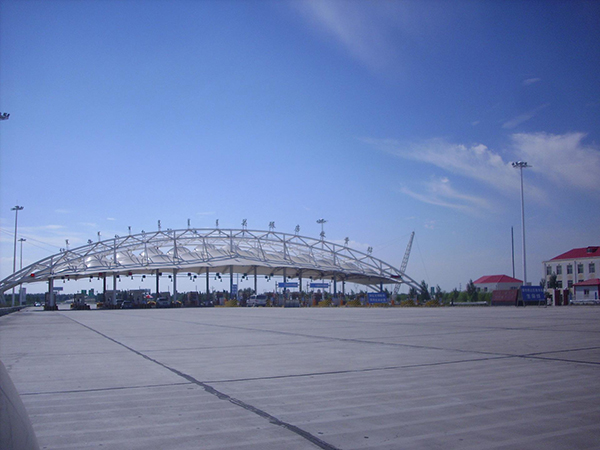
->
[156,297,171,308]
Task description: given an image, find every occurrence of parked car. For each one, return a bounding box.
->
[199,298,214,307]
[156,297,171,308]
[121,300,133,309]
[247,294,267,307]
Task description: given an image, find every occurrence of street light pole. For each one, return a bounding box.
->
[317,218,327,241]
[19,238,26,270]
[11,205,24,307]
[512,162,530,284]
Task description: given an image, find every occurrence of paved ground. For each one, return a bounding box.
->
[1,306,599,450]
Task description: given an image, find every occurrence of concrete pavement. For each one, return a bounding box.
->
[1,306,599,449]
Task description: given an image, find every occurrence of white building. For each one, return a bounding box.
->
[473,275,522,292]
[543,246,599,291]
[573,279,600,304]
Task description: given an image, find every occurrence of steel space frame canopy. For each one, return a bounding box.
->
[0,228,420,293]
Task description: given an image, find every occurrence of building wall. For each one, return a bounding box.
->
[475,282,521,292]
[543,256,599,290]
[574,285,600,303]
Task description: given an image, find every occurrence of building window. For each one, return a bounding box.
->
[568,280,573,288]
[578,263,584,274]
[590,263,596,273]
[546,265,552,276]
[557,280,563,288]
[567,264,573,274]
[557,265,562,275]
[584,289,590,297]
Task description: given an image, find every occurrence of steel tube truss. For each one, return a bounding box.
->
[0,228,421,294]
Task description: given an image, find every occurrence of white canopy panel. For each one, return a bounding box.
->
[0,228,421,293]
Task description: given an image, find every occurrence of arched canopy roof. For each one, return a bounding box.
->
[0,228,420,293]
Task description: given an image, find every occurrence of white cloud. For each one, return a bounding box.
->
[293,1,394,71]
[78,222,97,227]
[399,176,491,216]
[522,77,541,86]
[363,136,518,193]
[511,132,600,191]
[364,131,599,210]
[502,103,549,129]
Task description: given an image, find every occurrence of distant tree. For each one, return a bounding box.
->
[466,279,478,302]
[457,291,469,302]
[448,288,459,305]
[547,273,558,289]
[408,286,418,299]
[434,285,443,302]
[419,280,431,302]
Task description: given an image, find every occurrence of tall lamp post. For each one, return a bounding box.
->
[18,238,26,305]
[317,218,327,241]
[11,205,24,306]
[19,238,26,269]
[512,161,530,284]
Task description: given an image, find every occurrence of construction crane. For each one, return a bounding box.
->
[394,232,415,297]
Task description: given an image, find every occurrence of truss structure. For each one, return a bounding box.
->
[0,228,421,294]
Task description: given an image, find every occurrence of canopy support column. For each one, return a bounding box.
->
[173,269,177,303]
[229,265,233,300]
[155,269,160,299]
[283,268,287,306]
[206,267,210,301]
[254,267,257,294]
[112,274,117,306]
[299,270,303,305]
[47,278,55,310]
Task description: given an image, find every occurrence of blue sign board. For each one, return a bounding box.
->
[310,283,329,289]
[521,286,545,303]
[231,284,238,296]
[278,282,299,289]
[368,292,389,304]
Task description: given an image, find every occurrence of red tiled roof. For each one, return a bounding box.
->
[550,247,600,261]
[574,278,600,287]
[473,275,523,284]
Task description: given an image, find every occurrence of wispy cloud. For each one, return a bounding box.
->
[364,131,599,209]
[512,132,600,191]
[363,137,518,193]
[78,222,97,227]
[522,77,541,86]
[399,177,491,216]
[292,1,396,71]
[502,103,549,129]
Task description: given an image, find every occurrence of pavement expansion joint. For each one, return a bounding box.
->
[60,313,341,450]
[20,381,193,397]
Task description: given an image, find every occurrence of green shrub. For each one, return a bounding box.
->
[345,299,362,307]
[400,299,417,307]
[424,299,441,307]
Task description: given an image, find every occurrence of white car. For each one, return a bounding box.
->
[247,294,267,307]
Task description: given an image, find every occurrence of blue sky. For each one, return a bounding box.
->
[1,0,599,294]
